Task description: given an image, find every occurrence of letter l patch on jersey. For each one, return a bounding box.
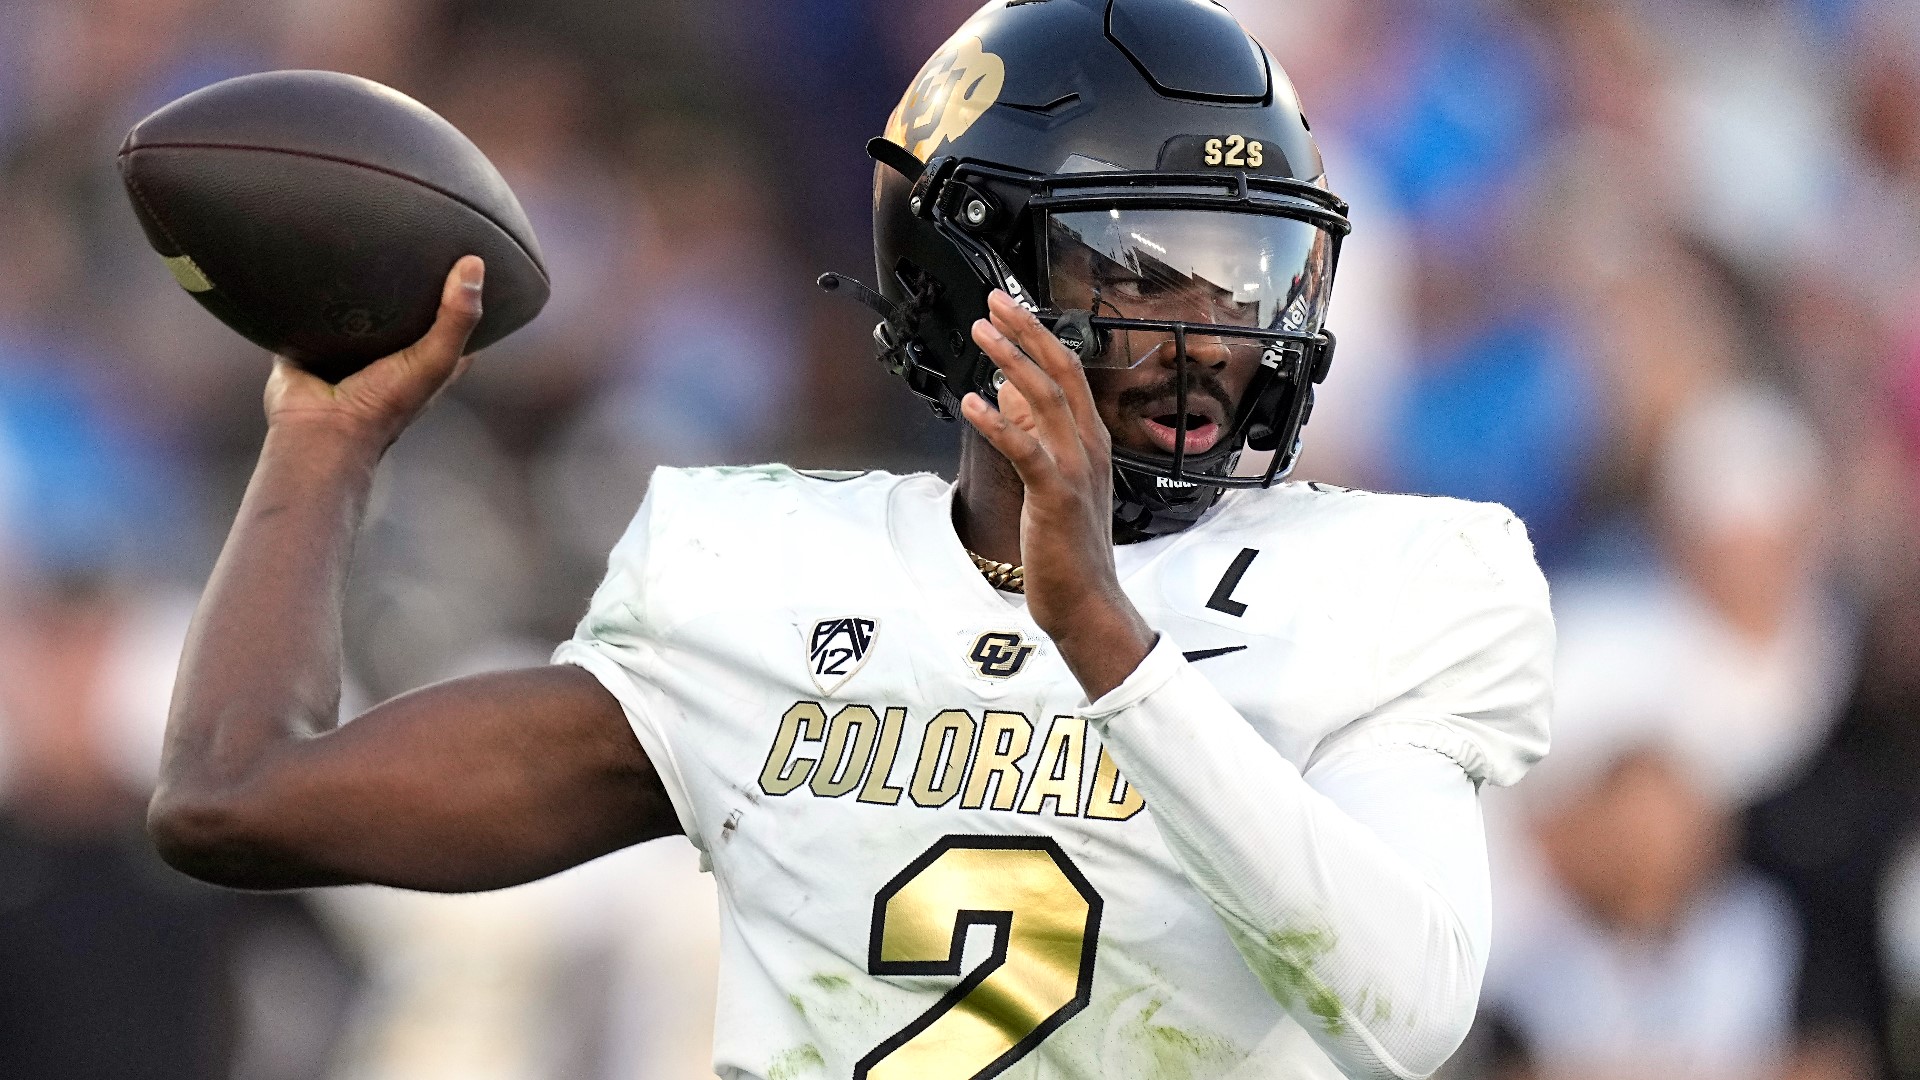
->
[808,617,879,695]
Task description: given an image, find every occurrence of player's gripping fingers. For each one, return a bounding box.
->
[993,372,1039,434]
[971,315,1059,412]
[988,289,1102,440]
[962,392,1061,490]
[973,314,1080,456]
[981,295,1074,420]
[265,257,484,444]
[280,257,485,446]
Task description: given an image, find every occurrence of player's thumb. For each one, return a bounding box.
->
[392,255,484,384]
[330,257,485,442]
[424,255,486,362]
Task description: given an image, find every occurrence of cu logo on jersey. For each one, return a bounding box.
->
[968,631,1034,679]
[808,617,877,695]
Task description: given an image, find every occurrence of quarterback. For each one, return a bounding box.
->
[150,2,1553,1079]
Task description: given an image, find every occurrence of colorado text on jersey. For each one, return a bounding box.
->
[759,703,1144,821]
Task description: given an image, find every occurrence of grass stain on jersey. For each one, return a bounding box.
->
[1124,998,1239,1080]
[1233,923,1348,1036]
[1357,985,1394,1027]
[792,972,882,1032]
[766,1043,825,1080]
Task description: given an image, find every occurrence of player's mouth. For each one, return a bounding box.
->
[1138,403,1227,455]
[1105,366,1239,459]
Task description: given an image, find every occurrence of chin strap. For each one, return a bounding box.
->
[816,272,898,322]
[813,140,939,385]
[817,271,913,378]
[1111,456,1228,538]
[817,268,957,417]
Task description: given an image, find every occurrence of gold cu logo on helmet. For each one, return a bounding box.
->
[968,631,1034,679]
[885,36,1006,161]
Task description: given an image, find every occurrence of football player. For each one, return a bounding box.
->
[150,3,1553,1079]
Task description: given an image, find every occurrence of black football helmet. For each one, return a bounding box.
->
[820,0,1350,538]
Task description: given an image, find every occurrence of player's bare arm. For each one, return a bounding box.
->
[150,258,678,892]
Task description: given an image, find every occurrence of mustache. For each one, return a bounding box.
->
[1115,369,1235,416]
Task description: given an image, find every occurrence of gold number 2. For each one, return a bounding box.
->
[854,836,1103,1080]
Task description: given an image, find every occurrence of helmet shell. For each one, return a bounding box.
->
[882,0,1323,183]
[874,0,1331,407]
[869,0,1346,535]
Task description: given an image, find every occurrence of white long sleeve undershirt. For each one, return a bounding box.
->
[1085,637,1493,1080]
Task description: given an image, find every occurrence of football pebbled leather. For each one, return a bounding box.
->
[120,70,549,382]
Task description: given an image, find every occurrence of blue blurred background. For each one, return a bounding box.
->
[2,0,1918,1077]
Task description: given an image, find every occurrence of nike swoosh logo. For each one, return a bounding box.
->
[1182,646,1248,663]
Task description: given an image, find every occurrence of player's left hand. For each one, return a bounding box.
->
[963,289,1158,700]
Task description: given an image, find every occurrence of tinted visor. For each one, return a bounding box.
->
[1045,209,1333,369]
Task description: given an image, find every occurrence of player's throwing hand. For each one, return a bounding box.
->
[263,256,485,450]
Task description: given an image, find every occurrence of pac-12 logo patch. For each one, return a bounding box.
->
[809,617,878,695]
[968,631,1034,679]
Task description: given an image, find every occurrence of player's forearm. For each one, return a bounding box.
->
[150,423,382,873]
[1051,595,1158,701]
[1085,641,1485,1080]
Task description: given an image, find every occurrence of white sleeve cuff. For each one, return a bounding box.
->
[1080,633,1185,719]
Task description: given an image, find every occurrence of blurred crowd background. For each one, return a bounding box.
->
[1,0,1917,1077]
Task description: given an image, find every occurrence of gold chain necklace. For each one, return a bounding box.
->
[967,549,1026,594]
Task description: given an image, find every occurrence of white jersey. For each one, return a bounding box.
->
[555,465,1551,1080]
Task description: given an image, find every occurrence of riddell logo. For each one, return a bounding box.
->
[1003,275,1038,312]
[1157,477,1199,489]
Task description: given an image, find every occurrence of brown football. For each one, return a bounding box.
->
[119,70,549,383]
